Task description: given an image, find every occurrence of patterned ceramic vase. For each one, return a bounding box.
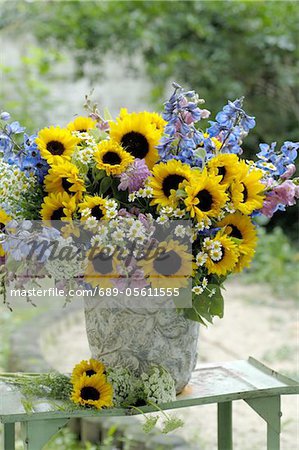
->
[84,299,199,393]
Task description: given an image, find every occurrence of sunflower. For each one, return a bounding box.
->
[207,154,240,186]
[0,209,11,257]
[119,109,166,131]
[205,233,240,276]
[141,239,193,288]
[142,111,167,132]
[109,112,161,169]
[217,212,257,272]
[85,246,119,288]
[94,140,134,176]
[41,192,77,224]
[71,373,113,409]
[44,158,85,198]
[67,116,97,133]
[36,126,78,163]
[71,359,106,383]
[149,160,193,207]
[184,169,228,222]
[79,196,109,220]
[230,161,265,215]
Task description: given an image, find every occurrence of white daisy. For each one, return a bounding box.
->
[192,286,204,295]
[210,248,222,261]
[195,252,208,266]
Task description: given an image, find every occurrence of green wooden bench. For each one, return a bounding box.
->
[1,357,298,450]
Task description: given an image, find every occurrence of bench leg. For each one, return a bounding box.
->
[3,423,15,450]
[245,396,281,450]
[21,418,69,450]
[218,401,233,450]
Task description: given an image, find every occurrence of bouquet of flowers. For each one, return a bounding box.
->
[0,83,298,324]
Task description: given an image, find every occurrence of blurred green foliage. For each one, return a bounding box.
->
[0,46,63,130]
[245,227,299,300]
[0,0,298,235]
[2,0,297,147]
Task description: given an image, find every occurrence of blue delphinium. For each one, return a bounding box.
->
[20,134,49,183]
[256,141,299,178]
[157,83,210,167]
[215,98,255,132]
[208,98,256,155]
[0,112,49,183]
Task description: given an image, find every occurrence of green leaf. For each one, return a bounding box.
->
[209,285,224,318]
[99,176,112,195]
[183,307,207,326]
[194,148,206,161]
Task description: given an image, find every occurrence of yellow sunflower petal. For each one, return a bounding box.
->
[71,373,113,409]
[67,116,97,133]
[140,239,193,288]
[44,158,85,198]
[217,212,257,271]
[230,161,265,215]
[0,208,11,257]
[94,140,134,176]
[109,112,161,169]
[41,192,78,223]
[71,359,106,383]
[36,126,78,164]
[184,168,228,221]
[79,195,109,220]
[207,153,240,186]
[205,233,239,276]
[85,246,119,288]
[149,160,193,208]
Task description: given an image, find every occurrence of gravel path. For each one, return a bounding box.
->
[39,279,299,449]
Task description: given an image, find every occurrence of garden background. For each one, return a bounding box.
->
[0,1,298,449]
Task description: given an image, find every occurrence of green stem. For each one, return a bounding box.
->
[146,400,170,420]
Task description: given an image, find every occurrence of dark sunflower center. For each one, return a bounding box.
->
[80,386,100,401]
[61,178,73,194]
[196,189,213,211]
[218,246,225,262]
[153,250,182,276]
[91,206,104,220]
[121,131,149,158]
[217,166,226,180]
[92,252,113,274]
[242,183,248,202]
[46,140,65,156]
[228,225,243,240]
[85,369,96,377]
[50,207,65,221]
[162,175,186,198]
[102,151,122,165]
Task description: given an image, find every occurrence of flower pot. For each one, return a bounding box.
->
[84,299,199,393]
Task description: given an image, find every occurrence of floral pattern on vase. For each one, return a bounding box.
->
[84,299,199,393]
